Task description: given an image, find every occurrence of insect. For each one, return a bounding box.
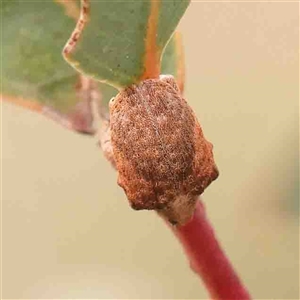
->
[102,75,218,225]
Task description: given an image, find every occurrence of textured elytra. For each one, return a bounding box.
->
[109,76,218,225]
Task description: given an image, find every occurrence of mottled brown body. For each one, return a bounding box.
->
[109,76,218,225]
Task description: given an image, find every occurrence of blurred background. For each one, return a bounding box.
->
[1,1,299,299]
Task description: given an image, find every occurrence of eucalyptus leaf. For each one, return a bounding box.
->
[2,0,79,113]
[1,0,186,134]
[100,33,186,107]
[64,0,190,88]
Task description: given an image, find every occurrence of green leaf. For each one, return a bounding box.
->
[99,33,186,108]
[1,0,186,134]
[1,0,79,114]
[1,0,105,133]
[63,0,190,88]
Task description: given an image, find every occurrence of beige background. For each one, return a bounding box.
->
[1,1,299,299]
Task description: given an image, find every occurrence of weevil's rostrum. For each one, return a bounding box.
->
[109,76,218,225]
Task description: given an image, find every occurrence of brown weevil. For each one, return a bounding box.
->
[108,75,218,225]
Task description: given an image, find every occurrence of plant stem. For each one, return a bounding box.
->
[169,199,251,300]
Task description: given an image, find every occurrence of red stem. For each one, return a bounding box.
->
[170,199,251,300]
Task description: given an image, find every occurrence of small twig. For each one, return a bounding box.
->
[169,199,251,300]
